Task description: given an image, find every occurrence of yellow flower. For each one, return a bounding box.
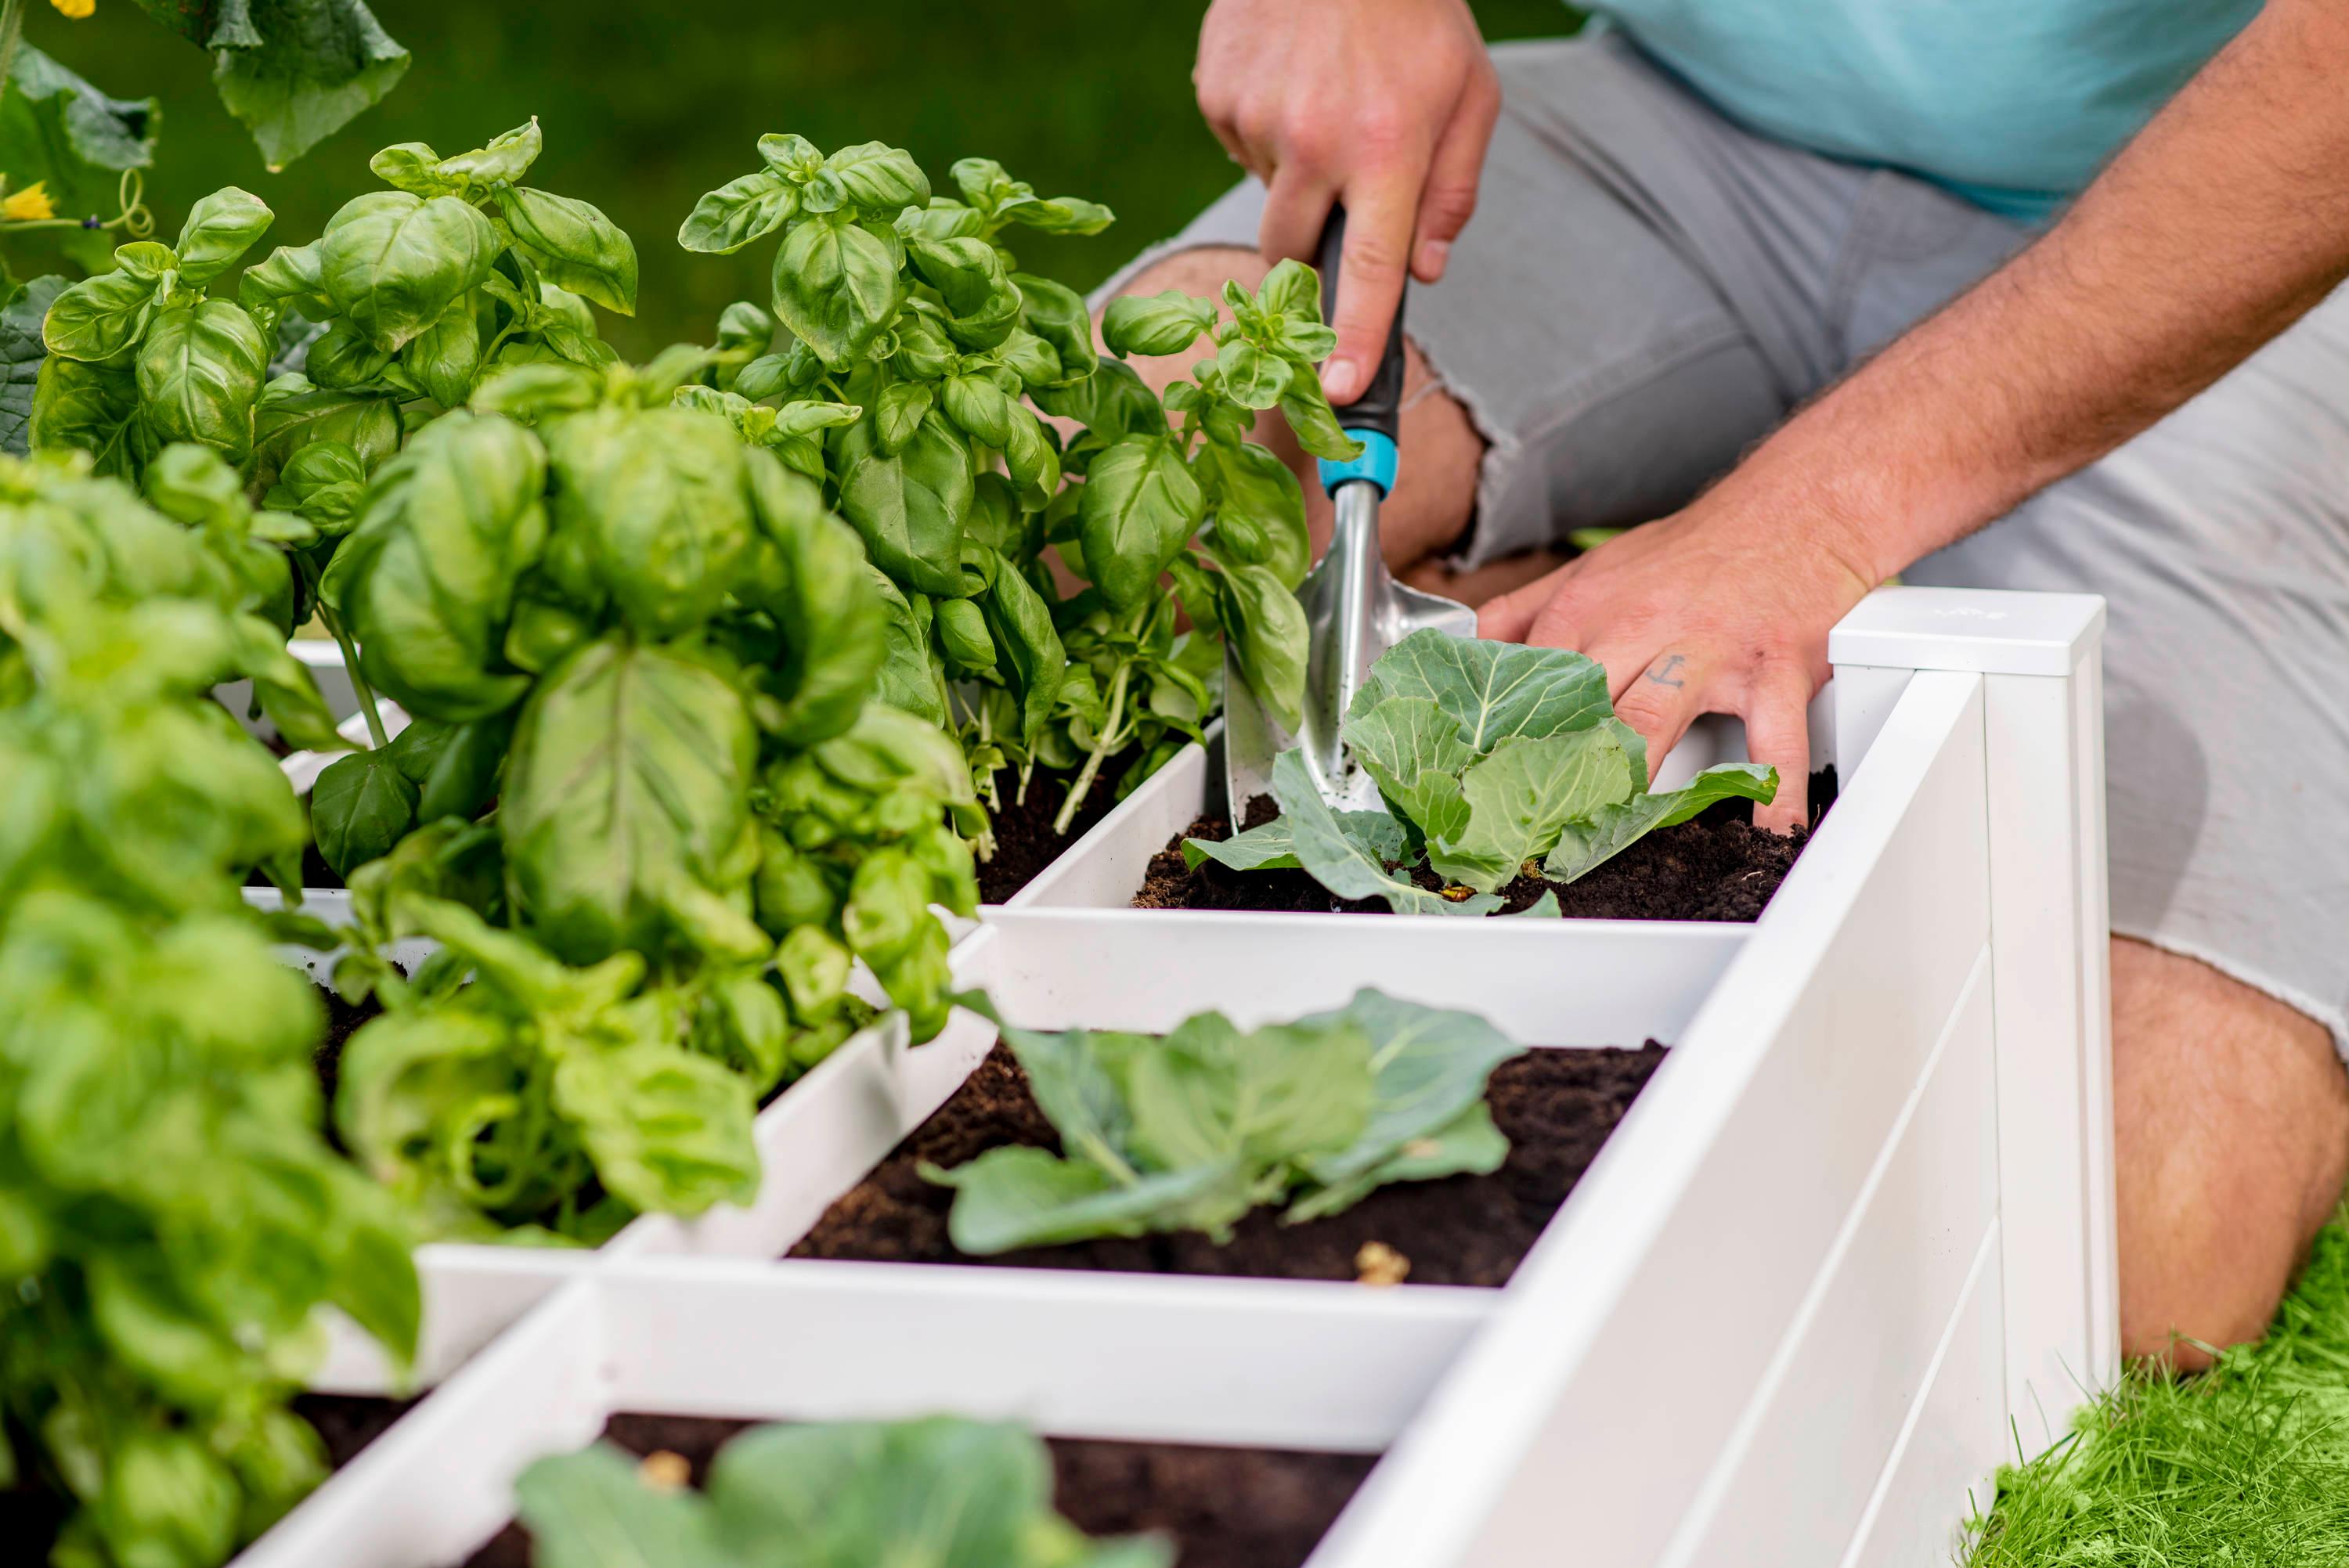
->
[49,0,95,18]
[2,184,55,222]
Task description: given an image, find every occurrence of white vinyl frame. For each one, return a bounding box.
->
[247,586,2113,1567]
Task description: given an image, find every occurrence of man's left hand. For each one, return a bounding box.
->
[1478,488,1878,832]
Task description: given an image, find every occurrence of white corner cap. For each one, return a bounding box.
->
[1828,586,2105,677]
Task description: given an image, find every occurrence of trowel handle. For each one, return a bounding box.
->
[1315,207,1407,465]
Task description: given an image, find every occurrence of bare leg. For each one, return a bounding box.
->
[2113,935,2349,1369]
[1099,246,1490,586]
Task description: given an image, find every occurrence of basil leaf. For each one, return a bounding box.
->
[1544,762,1780,884]
[1217,561,1307,732]
[976,546,1065,749]
[909,236,1020,351]
[401,303,484,408]
[1276,374,1365,463]
[813,140,930,211]
[743,449,886,746]
[1009,273,1097,389]
[369,141,454,196]
[135,301,271,461]
[1100,290,1216,359]
[1198,438,1308,590]
[771,211,902,368]
[172,187,274,285]
[1077,435,1202,611]
[320,191,501,351]
[544,406,756,638]
[30,355,153,478]
[1216,338,1291,409]
[336,411,547,719]
[501,636,760,966]
[678,171,799,256]
[868,568,951,727]
[496,186,639,316]
[436,118,543,186]
[41,269,158,364]
[836,410,971,598]
[251,373,401,494]
[552,1044,759,1216]
[310,750,419,880]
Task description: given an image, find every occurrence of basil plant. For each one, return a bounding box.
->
[679,138,1348,838]
[0,449,419,1568]
[306,358,982,1240]
[1189,630,1781,914]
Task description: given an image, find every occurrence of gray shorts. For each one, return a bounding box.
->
[1107,32,2349,1051]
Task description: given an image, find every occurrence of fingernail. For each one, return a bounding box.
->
[1418,240,1451,278]
[1322,359,1362,402]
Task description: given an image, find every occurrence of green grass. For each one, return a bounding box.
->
[1963,1212,2349,1565]
[19,0,1574,356]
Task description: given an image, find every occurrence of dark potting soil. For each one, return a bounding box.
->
[311,981,381,1133]
[463,1412,1374,1568]
[291,1392,420,1471]
[1133,767,1837,921]
[788,1040,1665,1288]
[976,763,1125,905]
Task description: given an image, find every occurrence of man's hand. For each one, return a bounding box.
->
[1195,0,1498,404]
[1479,476,1880,832]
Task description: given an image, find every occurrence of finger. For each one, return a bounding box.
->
[1741,665,1815,834]
[1412,70,1499,282]
[1322,170,1420,405]
[1478,564,1571,643]
[1598,647,1701,783]
[1258,164,1337,267]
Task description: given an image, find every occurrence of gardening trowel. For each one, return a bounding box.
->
[1223,208,1477,816]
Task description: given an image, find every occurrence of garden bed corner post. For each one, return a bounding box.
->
[1829,586,2116,1444]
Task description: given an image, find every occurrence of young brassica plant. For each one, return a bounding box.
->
[1186,629,1780,914]
[511,1417,1169,1568]
[925,989,1525,1252]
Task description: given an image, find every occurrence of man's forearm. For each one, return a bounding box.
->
[1718,0,2349,581]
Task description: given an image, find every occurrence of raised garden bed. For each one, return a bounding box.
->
[236,586,2123,1568]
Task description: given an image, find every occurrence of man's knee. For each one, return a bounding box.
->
[2113,936,2349,1368]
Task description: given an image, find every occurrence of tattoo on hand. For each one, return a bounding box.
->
[1645,654,1687,689]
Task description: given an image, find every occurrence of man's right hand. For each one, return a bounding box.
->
[1194,0,1499,405]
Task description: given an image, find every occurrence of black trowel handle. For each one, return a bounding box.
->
[1316,207,1408,445]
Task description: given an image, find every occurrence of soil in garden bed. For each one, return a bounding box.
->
[1134,766,1837,921]
[976,762,1125,905]
[463,1412,1376,1568]
[789,1040,1666,1287]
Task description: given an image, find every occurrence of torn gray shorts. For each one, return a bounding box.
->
[1102,31,2349,1052]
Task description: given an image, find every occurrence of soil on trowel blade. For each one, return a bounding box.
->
[464,1412,1376,1568]
[1134,768,1835,920]
[789,1041,1665,1288]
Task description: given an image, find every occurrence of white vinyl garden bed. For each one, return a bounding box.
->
[248,585,2120,1566]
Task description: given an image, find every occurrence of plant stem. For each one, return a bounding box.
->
[0,0,23,126]
[1053,657,1130,835]
[319,604,392,751]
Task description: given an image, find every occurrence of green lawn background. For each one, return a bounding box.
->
[29,0,1572,356]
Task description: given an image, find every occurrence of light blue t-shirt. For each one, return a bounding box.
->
[1593,2,2257,221]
